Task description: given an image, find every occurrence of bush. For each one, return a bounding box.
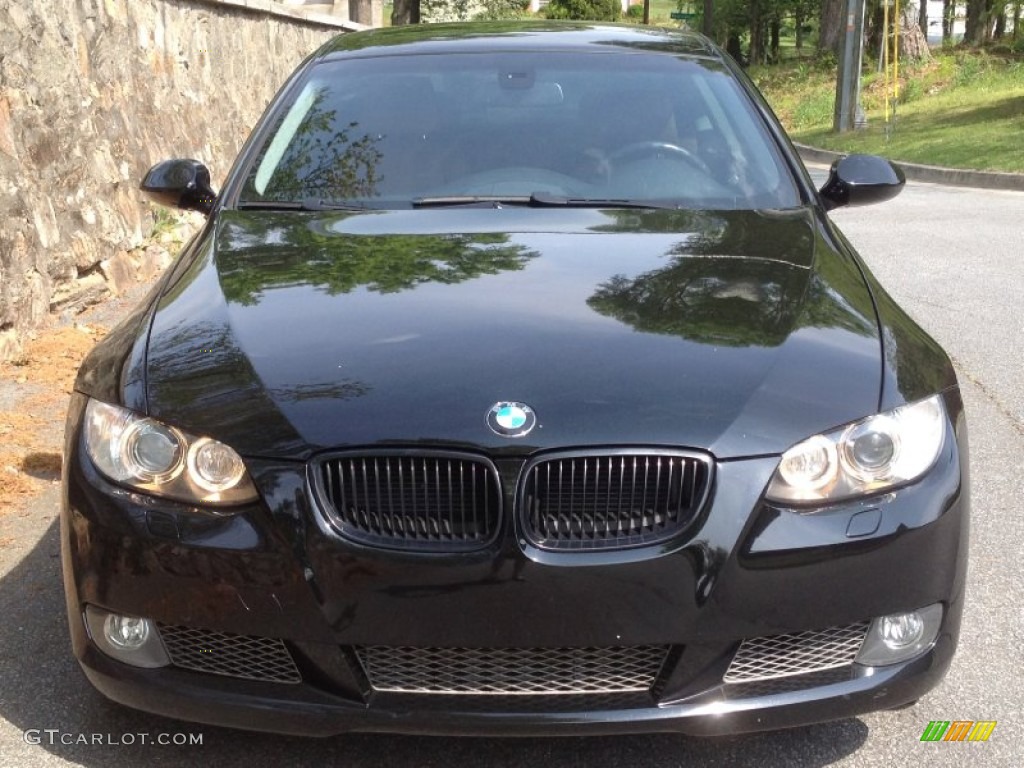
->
[900,77,923,104]
[953,51,990,86]
[625,4,643,19]
[544,0,620,21]
[473,0,533,20]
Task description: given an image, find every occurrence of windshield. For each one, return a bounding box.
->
[239,51,801,210]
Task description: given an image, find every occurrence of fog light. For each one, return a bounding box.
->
[104,614,150,649]
[84,606,170,668]
[856,603,943,666]
[879,612,924,649]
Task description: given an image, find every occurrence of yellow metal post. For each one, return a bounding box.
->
[883,0,890,122]
[893,0,900,101]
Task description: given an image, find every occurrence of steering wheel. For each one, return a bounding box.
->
[608,141,712,175]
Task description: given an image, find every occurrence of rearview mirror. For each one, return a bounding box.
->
[819,154,905,211]
[140,159,217,216]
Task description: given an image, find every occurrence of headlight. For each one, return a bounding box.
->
[83,399,258,505]
[765,395,945,504]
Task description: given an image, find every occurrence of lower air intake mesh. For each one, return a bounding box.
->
[355,645,670,694]
[157,624,301,684]
[723,622,869,683]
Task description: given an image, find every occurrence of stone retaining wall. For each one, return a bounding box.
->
[0,0,354,358]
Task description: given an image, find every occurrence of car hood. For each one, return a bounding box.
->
[143,207,881,460]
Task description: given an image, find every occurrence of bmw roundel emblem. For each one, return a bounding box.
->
[486,401,537,438]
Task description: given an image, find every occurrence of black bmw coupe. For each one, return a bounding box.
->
[61,22,969,737]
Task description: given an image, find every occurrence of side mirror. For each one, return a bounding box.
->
[140,159,217,216]
[819,154,905,211]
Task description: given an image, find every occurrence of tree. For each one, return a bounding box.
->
[792,0,819,51]
[697,0,749,60]
[748,0,767,64]
[544,0,620,20]
[819,0,846,54]
[943,0,955,41]
[392,0,420,25]
[898,4,932,61]
[393,0,526,24]
[965,0,1001,43]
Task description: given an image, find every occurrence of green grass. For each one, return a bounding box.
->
[753,50,1024,173]
[646,0,678,24]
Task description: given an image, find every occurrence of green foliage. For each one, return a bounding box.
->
[423,0,530,21]
[150,206,178,238]
[625,4,644,19]
[952,51,990,86]
[543,0,620,21]
[900,76,923,103]
[814,50,837,71]
[421,0,473,21]
[699,0,749,43]
[473,0,532,20]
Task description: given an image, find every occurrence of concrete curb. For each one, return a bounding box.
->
[794,143,1024,192]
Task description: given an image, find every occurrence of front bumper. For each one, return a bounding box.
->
[60,390,969,736]
[72,640,955,737]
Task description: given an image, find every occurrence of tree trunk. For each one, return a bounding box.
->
[867,2,886,65]
[726,34,744,63]
[943,0,954,40]
[1014,1,1021,39]
[994,8,1006,37]
[769,16,781,62]
[871,2,933,70]
[748,0,765,65]
[918,0,928,33]
[795,6,805,51]
[703,0,713,37]
[900,5,933,60]
[819,0,846,55]
[391,0,420,25]
[965,0,990,44]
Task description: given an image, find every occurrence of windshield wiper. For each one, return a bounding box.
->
[236,199,371,211]
[410,195,532,208]
[410,193,681,210]
[527,193,682,210]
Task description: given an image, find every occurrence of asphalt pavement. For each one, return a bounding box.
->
[0,173,1021,767]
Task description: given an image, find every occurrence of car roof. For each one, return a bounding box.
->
[315,21,722,62]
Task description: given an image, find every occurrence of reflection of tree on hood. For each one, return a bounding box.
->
[588,206,876,346]
[588,251,878,347]
[216,216,539,306]
[588,257,807,347]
